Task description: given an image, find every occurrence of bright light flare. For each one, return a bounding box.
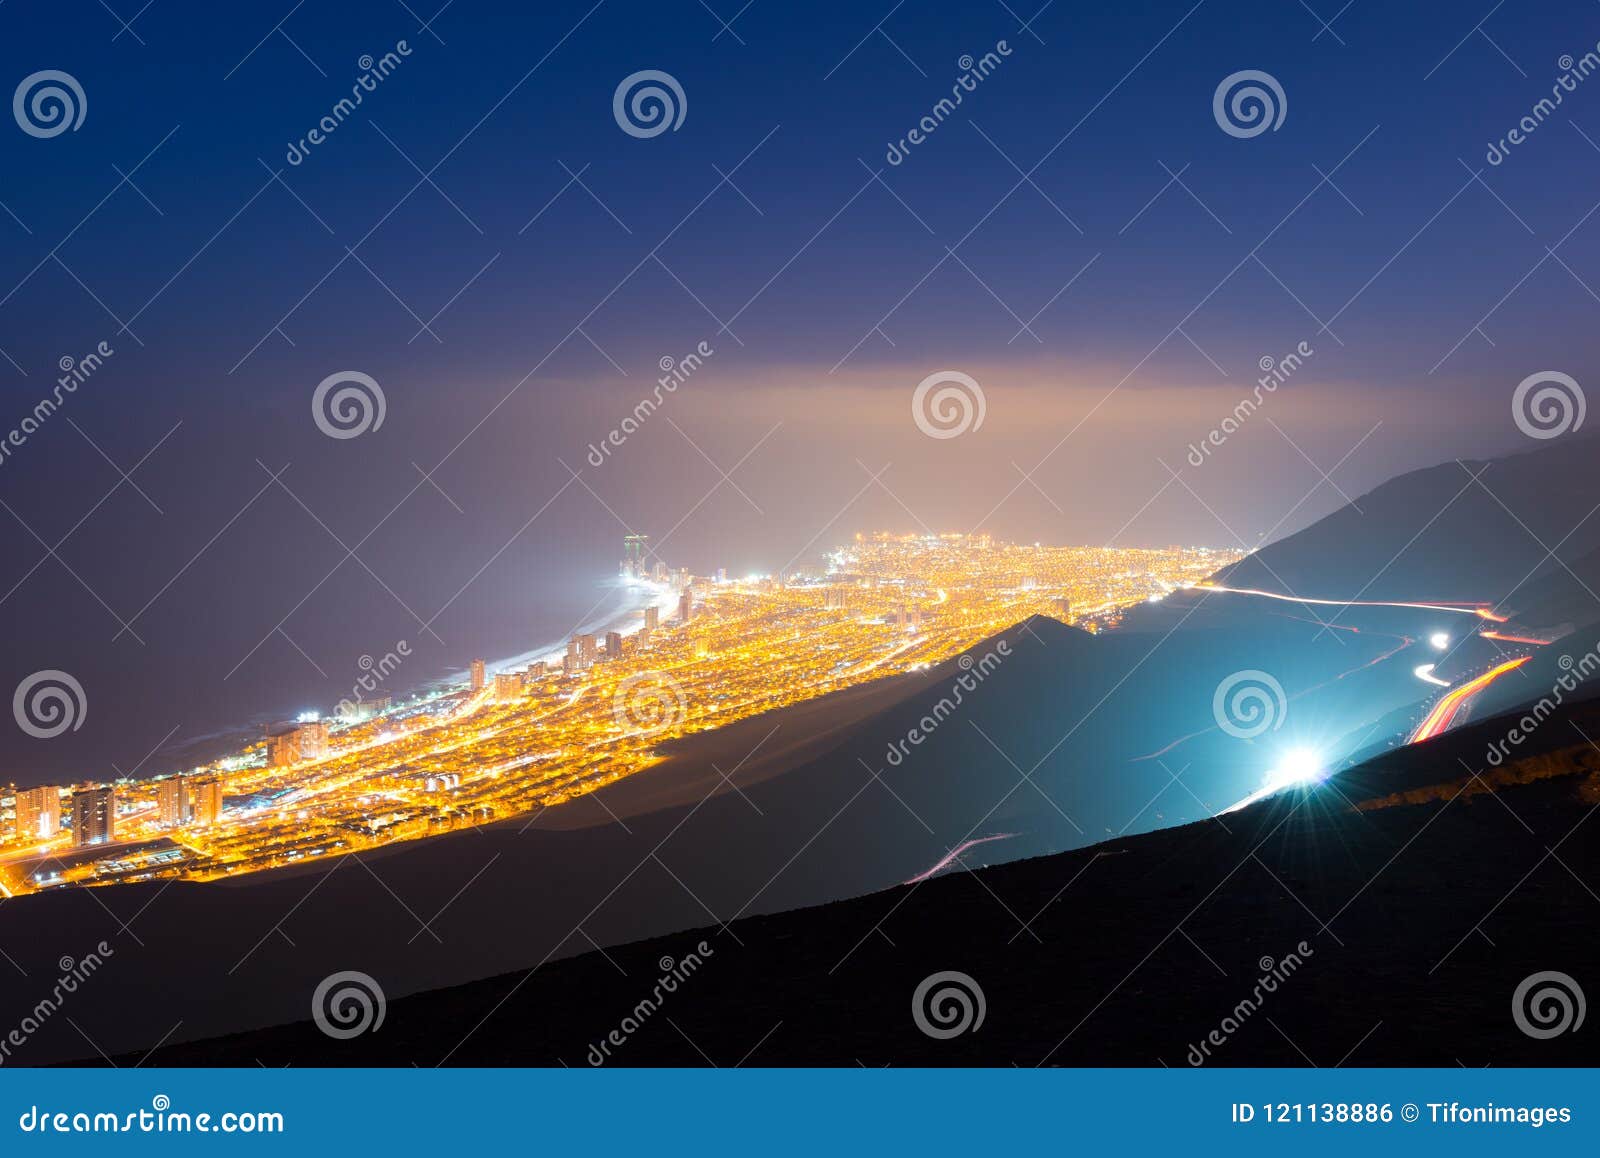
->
[1429,632,1450,650]
[1263,747,1327,792]
[1220,746,1328,815]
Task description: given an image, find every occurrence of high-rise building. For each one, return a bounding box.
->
[268,720,331,766]
[157,778,189,827]
[605,630,624,658]
[569,633,597,669]
[643,605,659,632]
[299,720,329,760]
[268,728,297,766]
[14,785,61,841]
[495,671,523,703]
[189,778,223,827]
[71,786,114,847]
[469,658,487,692]
[678,592,693,622]
[622,534,649,578]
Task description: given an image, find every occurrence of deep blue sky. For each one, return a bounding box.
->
[3,0,1599,780]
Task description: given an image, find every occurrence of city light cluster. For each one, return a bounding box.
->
[0,534,1237,894]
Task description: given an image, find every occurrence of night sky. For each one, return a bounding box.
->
[2,0,1597,780]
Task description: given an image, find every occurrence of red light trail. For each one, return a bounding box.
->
[1407,657,1531,744]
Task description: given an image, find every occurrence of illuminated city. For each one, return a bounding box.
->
[0,534,1235,894]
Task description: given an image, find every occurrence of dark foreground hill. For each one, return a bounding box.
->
[132,694,1600,1067]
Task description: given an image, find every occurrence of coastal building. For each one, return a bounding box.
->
[157,778,189,827]
[470,658,487,692]
[495,671,524,703]
[268,720,330,766]
[189,778,223,827]
[622,534,650,578]
[14,785,61,841]
[71,786,114,847]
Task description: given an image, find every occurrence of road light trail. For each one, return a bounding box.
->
[1194,582,1507,620]
[905,833,1017,885]
[1407,657,1531,744]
